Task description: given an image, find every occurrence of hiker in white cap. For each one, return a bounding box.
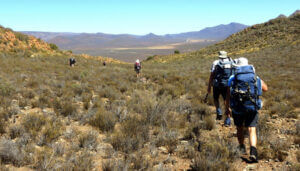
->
[134,59,141,77]
[225,57,268,162]
[207,51,235,124]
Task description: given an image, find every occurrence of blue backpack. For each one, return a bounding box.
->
[213,58,234,87]
[230,65,262,113]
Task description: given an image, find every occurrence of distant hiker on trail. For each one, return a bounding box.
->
[207,51,235,122]
[69,57,76,67]
[134,59,141,77]
[225,57,268,163]
[103,61,106,66]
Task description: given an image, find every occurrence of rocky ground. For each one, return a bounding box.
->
[3,99,298,170]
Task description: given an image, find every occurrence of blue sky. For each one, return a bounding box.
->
[0,0,299,35]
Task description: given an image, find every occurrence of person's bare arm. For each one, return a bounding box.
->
[207,72,215,94]
[261,79,268,92]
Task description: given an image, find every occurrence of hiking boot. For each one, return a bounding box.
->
[250,146,258,162]
[224,117,231,126]
[216,114,222,120]
[216,108,222,120]
[238,144,247,155]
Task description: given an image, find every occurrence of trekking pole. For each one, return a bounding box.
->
[204,93,208,103]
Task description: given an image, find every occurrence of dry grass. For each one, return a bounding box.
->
[0,15,298,170]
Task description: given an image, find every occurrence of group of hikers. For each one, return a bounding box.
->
[207,50,268,162]
[69,57,141,78]
[69,51,267,162]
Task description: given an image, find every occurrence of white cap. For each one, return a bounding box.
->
[136,59,140,63]
[218,51,227,58]
[234,57,248,66]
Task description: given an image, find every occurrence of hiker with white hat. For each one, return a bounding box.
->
[225,57,268,162]
[134,59,141,77]
[207,51,235,124]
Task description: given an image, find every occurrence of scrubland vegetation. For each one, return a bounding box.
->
[0,13,299,170]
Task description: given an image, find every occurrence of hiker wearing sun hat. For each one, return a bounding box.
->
[225,57,268,162]
[207,51,235,121]
[134,59,141,77]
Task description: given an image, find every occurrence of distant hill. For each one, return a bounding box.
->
[166,22,248,40]
[21,31,80,41]
[0,25,123,63]
[148,12,300,62]
[24,23,248,48]
[22,23,247,61]
[0,26,61,57]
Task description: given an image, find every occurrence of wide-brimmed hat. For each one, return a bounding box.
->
[233,57,248,66]
[218,51,228,58]
[136,59,140,63]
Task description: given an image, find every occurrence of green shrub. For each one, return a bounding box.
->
[40,118,64,144]
[14,32,29,42]
[155,130,178,153]
[110,114,149,153]
[78,131,98,150]
[0,82,14,97]
[0,137,24,166]
[22,113,46,137]
[60,102,76,116]
[88,108,116,132]
[49,43,58,50]
[8,124,24,139]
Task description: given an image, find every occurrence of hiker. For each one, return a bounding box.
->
[207,51,235,121]
[134,59,141,77]
[225,57,268,162]
[103,61,106,66]
[69,57,76,67]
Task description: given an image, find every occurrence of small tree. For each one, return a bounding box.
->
[174,50,180,54]
[49,43,58,50]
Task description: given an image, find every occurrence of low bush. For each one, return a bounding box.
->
[60,102,77,117]
[40,118,64,145]
[78,131,98,150]
[8,124,24,139]
[155,129,178,153]
[203,115,215,130]
[110,114,149,153]
[49,43,58,50]
[22,113,46,137]
[0,137,24,166]
[88,107,116,132]
[190,139,233,170]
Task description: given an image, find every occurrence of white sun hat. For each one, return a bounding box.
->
[218,51,228,58]
[234,57,248,66]
[136,59,140,63]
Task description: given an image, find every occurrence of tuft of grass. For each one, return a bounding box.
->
[60,102,77,117]
[22,113,46,137]
[0,137,24,166]
[155,130,178,154]
[110,114,149,153]
[88,107,116,132]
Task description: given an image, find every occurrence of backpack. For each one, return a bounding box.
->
[70,58,76,65]
[135,62,141,70]
[213,58,234,87]
[230,65,262,113]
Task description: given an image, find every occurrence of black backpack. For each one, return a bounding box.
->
[213,58,234,87]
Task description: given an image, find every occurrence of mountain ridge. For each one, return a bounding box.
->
[147,12,300,63]
[23,22,248,43]
[22,22,247,61]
